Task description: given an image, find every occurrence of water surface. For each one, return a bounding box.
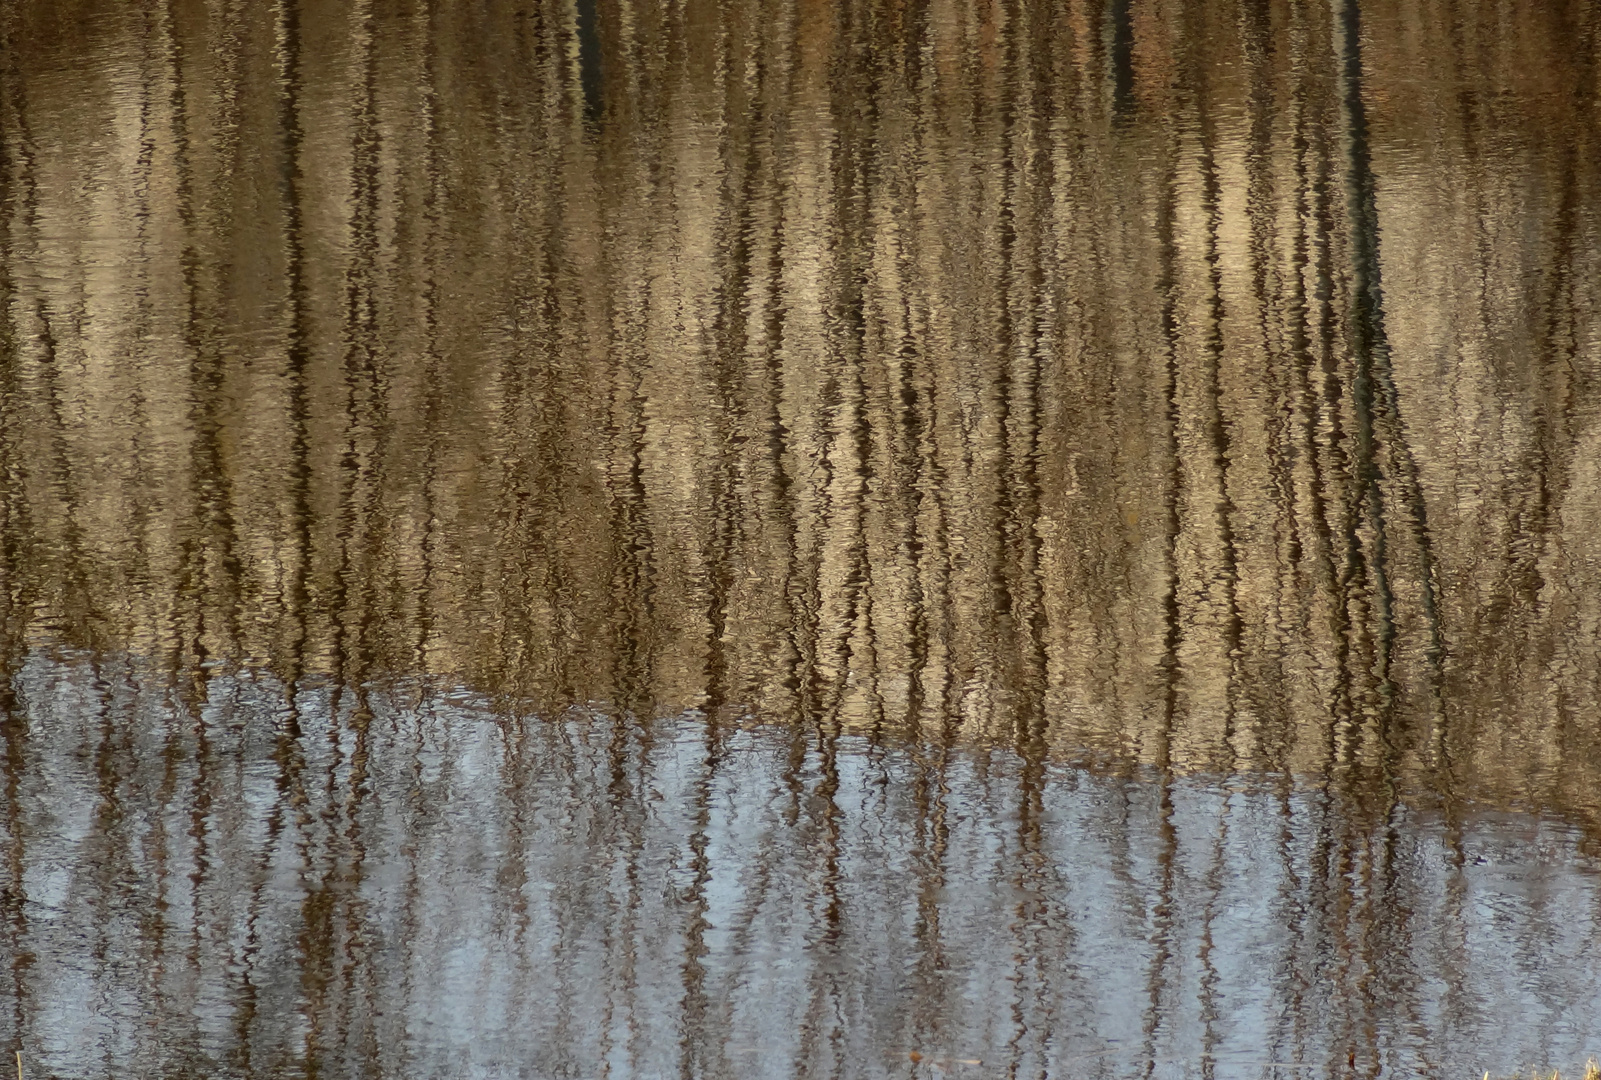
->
[2,0,1600,1075]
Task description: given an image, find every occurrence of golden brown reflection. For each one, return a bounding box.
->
[3,3,1601,1075]
[2,0,1599,818]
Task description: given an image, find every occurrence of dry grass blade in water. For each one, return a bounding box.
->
[1486,1064,1601,1080]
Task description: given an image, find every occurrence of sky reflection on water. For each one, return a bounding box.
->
[8,653,1601,1079]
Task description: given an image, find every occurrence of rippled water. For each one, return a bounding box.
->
[2,0,1600,1076]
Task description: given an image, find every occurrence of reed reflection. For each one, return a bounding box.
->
[5,0,1597,809]
[2,0,1600,1074]
[1,654,1598,1079]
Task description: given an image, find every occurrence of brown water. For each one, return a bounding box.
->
[2,0,1600,1076]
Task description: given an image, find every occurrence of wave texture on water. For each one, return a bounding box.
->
[2,0,1600,1074]
[5,654,1601,1079]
